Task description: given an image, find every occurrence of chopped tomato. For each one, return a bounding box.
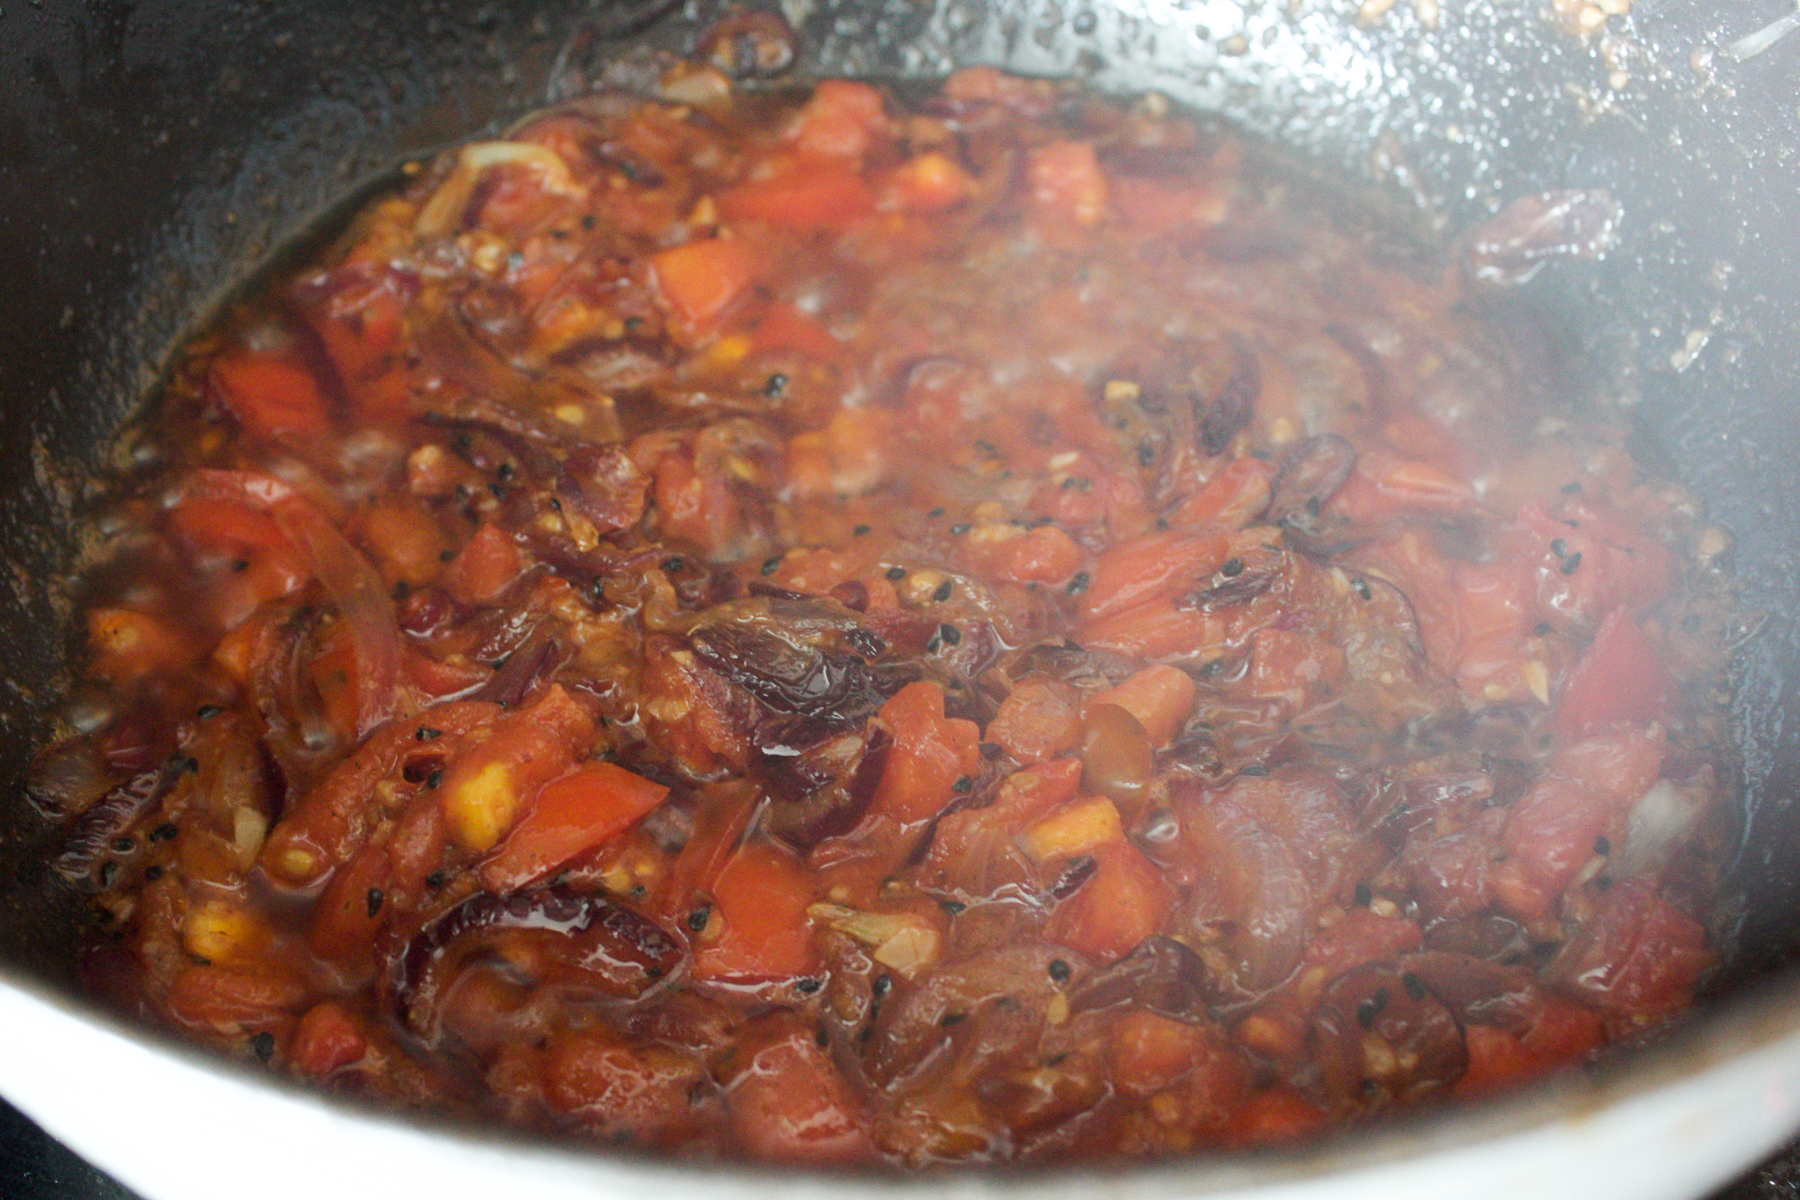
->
[1047,839,1171,962]
[291,261,415,421]
[1223,1087,1327,1145]
[289,1001,369,1079]
[441,522,524,606]
[437,686,597,854]
[1080,531,1229,623]
[718,169,876,232]
[542,1028,706,1140]
[86,608,196,683]
[1111,1010,1222,1096]
[870,682,983,826]
[649,237,761,327]
[1549,878,1713,1017]
[1246,626,1348,708]
[208,350,333,439]
[750,302,842,361]
[482,762,670,892]
[884,151,973,213]
[720,1014,872,1164]
[1028,140,1108,227]
[1089,664,1197,748]
[986,676,1084,764]
[1555,607,1675,740]
[693,842,818,982]
[789,79,887,161]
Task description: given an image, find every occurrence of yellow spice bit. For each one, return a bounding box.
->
[1522,660,1551,706]
[1019,797,1123,864]
[445,760,521,854]
[1102,379,1141,403]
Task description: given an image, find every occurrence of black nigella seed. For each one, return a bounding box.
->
[940,1012,965,1028]
[938,623,962,646]
[1401,972,1427,1001]
[196,704,222,720]
[795,976,823,995]
[979,742,1004,759]
[952,775,973,793]
[1352,577,1373,601]
[1561,480,1583,494]
[426,869,449,889]
[762,556,781,576]
[250,1032,275,1062]
[949,523,970,536]
[1561,551,1582,575]
[814,1027,830,1047]
[1353,883,1373,908]
[1048,959,1072,983]
[98,862,118,889]
[687,905,712,933]
[1138,441,1155,466]
[416,727,442,741]
[426,770,443,790]
[144,865,164,882]
[763,373,788,397]
[488,482,507,499]
[661,556,685,573]
[1220,558,1244,577]
[927,507,946,519]
[150,823,178,843]
[366,888,384,918]
[111,836,134,854]
[497,462,515,482]
[1240,763,1271,777]
[926,632,942,654]
[1594,835,1611,856]
[873,973,894,998]
[1550,537,1569,559]
[940,899,966,916]
[886,565,907,581]
[180,757,200,775]
[853,524,871,537]
[1066,571,1090,595]
[1534,622,1554,637]
[933,580,954,602]
[1356,998,1380,1029]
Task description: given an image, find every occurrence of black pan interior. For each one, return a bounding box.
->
[1,0,1798,1024]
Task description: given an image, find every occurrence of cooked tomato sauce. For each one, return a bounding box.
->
[37,64,1740,1164]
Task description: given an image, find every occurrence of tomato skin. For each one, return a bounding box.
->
[870,682,983,826]
[719,1013,873,1164]
[482,762,670,892]
[693,842,818,982]
[1555,607,1675,740]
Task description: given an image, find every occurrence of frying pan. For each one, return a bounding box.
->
[2,1,1800,1197]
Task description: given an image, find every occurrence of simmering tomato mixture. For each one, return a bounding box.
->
[37,65,1741,1164]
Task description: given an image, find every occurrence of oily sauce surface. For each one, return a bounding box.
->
[35,67,1740,1164]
